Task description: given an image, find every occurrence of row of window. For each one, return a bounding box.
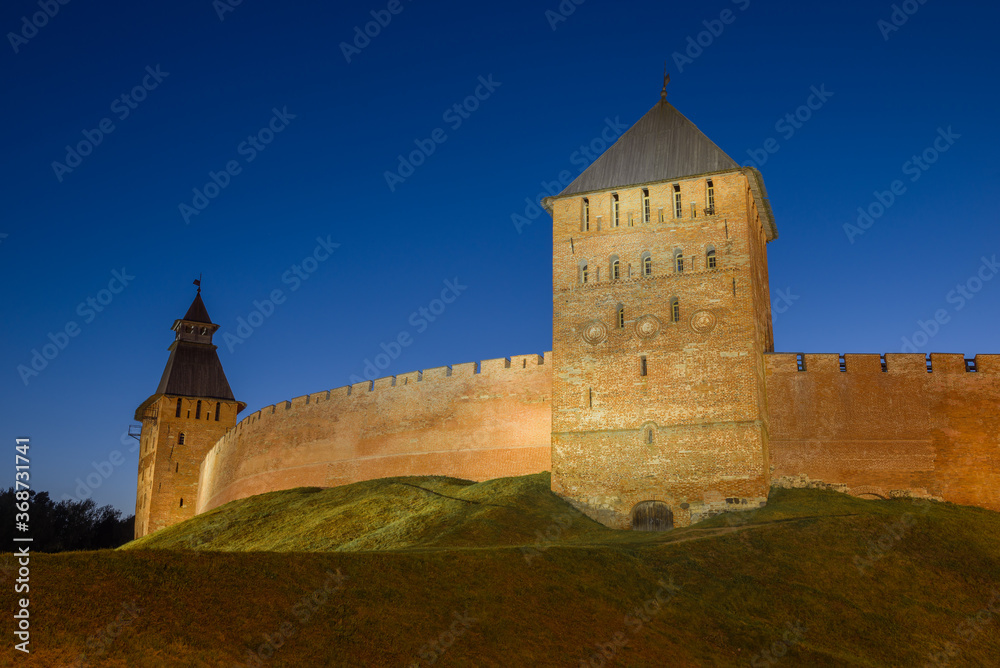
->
[614,301,681,327]
[139,494,186,509]
[579,248,716,284]
[581,179,716,231]
[175,398,222,421]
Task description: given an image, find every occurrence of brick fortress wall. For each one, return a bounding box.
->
[195,354,553,513]
[766,353,1000,511]
[191,349,1000,518]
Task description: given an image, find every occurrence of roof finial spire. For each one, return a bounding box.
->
[193,274,202,294]
[661,63,670,102]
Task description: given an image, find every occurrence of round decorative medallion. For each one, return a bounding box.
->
[581,320,608,345]
[690,309,717,335]
[634,315,661,340]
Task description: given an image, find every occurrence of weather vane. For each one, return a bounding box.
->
[662,63,670,101]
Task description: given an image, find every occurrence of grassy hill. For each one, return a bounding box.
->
[5,473,1000,667]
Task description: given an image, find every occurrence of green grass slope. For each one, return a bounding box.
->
[122,473,623,552]
[5,473,999,667]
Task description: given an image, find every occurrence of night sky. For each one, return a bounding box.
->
[3,0,998,514]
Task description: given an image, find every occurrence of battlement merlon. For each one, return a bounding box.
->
[765,353,999,374]
[218,352,552,433]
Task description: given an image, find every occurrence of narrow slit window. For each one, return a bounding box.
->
[195,400,202,419]
[646,428,654,444]
[640,356,647,377]
[178,433,185,445]
[612,193,620,227]
[673,184,682,218]
[215,402,221,421]
[642,188,650,223]
[707,179,715,213]
[175,463,179,473]
[583,198,590,232]
[180,498,184,508]
[175,398,182,418]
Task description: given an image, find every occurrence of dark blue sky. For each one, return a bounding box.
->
[3,0,998,514]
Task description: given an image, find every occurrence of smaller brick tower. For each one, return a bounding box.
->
[133,286,244,538]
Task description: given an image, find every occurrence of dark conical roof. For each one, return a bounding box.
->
[134,288,241,420]
[154,342,236,401]
[183,291,213,324]
[558,99,739,197]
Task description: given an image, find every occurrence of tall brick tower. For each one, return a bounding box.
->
[132,286,244,538]
[544,80,779,529]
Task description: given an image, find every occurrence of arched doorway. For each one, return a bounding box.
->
[631,501,674,531]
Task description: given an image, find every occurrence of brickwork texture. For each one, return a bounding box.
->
[195,355,552,513]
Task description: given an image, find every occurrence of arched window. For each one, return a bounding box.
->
[215,402,221,421]
[579,260,589,284]
[175,398,182,418]
[674,249,684,273]
[671,298,681,323]
[641,252,652,277]
[178,433,185,445]
[610,255,620,281]
[617,305,625,329]
[706,246,717,269]
[195,400,202,419]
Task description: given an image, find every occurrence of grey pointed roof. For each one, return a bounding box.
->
[558,98,739,197]
[182,292,213,324]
